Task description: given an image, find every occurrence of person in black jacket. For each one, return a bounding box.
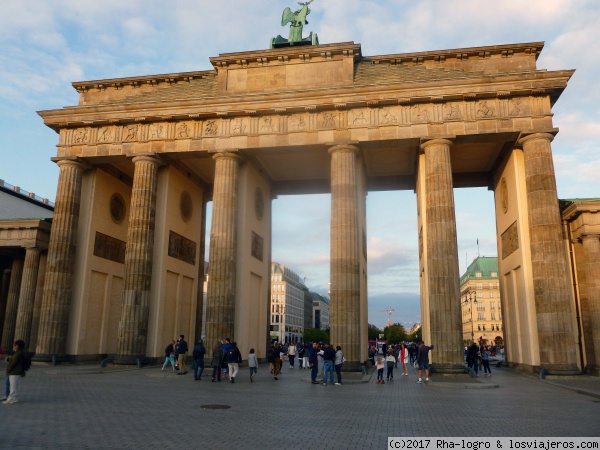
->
[192,339,206,381]
[309,342,319,384]
[175,335,189,375]
[223,341,242,383]
[321,342,336,386]
[4,340,25,404]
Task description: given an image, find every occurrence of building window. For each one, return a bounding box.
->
[482,324,486,331]
[476,283,483,289]
[489,282,494,290]
[491,312,496,321]
[478,313,485,321]
[477,303,485,311]
[477,292,483,299]
[491,272,497,277]
[476,272,482,278]
[490,292,495,298]
[490,302,495,310]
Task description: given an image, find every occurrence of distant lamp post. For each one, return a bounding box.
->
[463,291,477,344]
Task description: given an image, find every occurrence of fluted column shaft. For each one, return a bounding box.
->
[0,269,11,339]
[579,235,599,373]
[329,144,361,364]
[1,259,24,352]
[36,159,85,360]
[422,139,463,372]
[28,252,47,352]
[116,155,160,363]
[14,247,41,349]
[520,133,578,373]
[205,152,241,355]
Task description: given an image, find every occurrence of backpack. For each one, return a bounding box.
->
[226,348,236,361]
[22,354,32,374]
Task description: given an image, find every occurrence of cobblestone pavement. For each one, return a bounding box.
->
[0,360,598,449]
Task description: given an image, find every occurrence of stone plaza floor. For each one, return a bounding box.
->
[0,359,598,449]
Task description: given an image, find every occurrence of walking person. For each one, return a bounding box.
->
[248,348,258,382]
[211,341,223,382]
[334,346,343,385]
[270,342,281,380]
[400,343,409,376]
[175,335,189,375]
[287,342,297,368]
[321,342,336,386]
[221,338,232,380]
[302,343,310,370]
[224,341,242,383]
[309,342,319,384]
[466,342,480,377]
[298,344,305,369]
[416,341,434,383]
[161,340,177,371]
[375,355,385,384]
[386,349,396,382]
[3,340,26,404]
[481,346,492,376]
[192,339,206,381]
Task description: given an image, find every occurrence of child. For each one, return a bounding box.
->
[386,350,396,382]
[248,348,258,382]
[376,355,385,384]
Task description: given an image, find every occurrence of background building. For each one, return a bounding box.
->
[459,256,504,348]
[311,292,330,331]
[270,262,307,343]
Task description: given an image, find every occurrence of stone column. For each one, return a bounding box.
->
[329,144,361,366]
[421,138,464,373]
[205,152,241,355]
[0,269,11,339]
[579,235,599,375]
[1,258,24,352]
[115,155,161,364]
[14,247,41,349]
[35,159,86,361]
[519,133,579,374]
[28,252,47,352]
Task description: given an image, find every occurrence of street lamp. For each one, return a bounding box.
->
[463,291,477,344]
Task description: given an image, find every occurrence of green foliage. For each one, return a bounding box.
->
[303,328,329,343]
[368,323,383,341]
[384,323,407,344]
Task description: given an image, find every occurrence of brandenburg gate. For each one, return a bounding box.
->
[32,40,581,374]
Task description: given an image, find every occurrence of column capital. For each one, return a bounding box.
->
[328,143,360,155]
[52,157,90,171]
[131,154,163,166]
[211,151,244,162]
[517,132,556,146]
[420,138,454,151]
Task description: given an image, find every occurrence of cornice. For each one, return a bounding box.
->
[38,69,573,130]
[364,42,545,65]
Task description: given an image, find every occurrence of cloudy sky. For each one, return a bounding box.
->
[1,0,598,329]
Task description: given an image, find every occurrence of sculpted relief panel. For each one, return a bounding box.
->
[62,97,537,148]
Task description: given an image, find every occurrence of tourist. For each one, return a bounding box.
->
[386,349,396,382]
[248,348,258,382]
[321,342,336,386]
[481,346,492,376]
[277,342,284,375]
[309,342,319,384]
[221,338,232,380]
[334,345,343,385]
[175,335,189,375]
[298,344,305,369]
[3,340,25,404]
[302,343,310,369]
[270,342,281,380]
[416,341,434,383]
[375,355,385,384]
[161,340,177,372]
[211,341,223,382]
[466,342,480,377]
[287,342,297,368]
[400,343,409,376]
[192,339,206,381]
[224,341,242,383]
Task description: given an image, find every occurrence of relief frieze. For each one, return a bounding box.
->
[93,232,126,264]
[260,116,278,133]
[379,108,399,125]
[350,109,369,127]
[176,122,192,139]
[149,123,164,140]
[501,221,519,260]
[412,105,430,123]
[168,231,197,265]
[204,119,219,137]
[97,127,114,143]
[476,100,496,118]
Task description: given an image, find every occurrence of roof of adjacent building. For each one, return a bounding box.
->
[0,180,54,220]
[460,256,499,285]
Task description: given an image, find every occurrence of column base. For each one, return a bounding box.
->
[430,363,468,374]
[113,355,145,367]
[539,364,582,376]
[340,361,368,373]
[31,353,68,364]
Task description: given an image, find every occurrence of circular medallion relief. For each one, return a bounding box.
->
[255,187,264,221]
[109,193,126,224]
[180,191,193,222]
[500,178,509,214]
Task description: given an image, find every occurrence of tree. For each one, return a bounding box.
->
[303,328,328,343]
[384,323,407,344]
[408,326,422,343]
[368,323,383,341]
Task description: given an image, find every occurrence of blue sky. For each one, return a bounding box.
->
[1,0,599,329]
